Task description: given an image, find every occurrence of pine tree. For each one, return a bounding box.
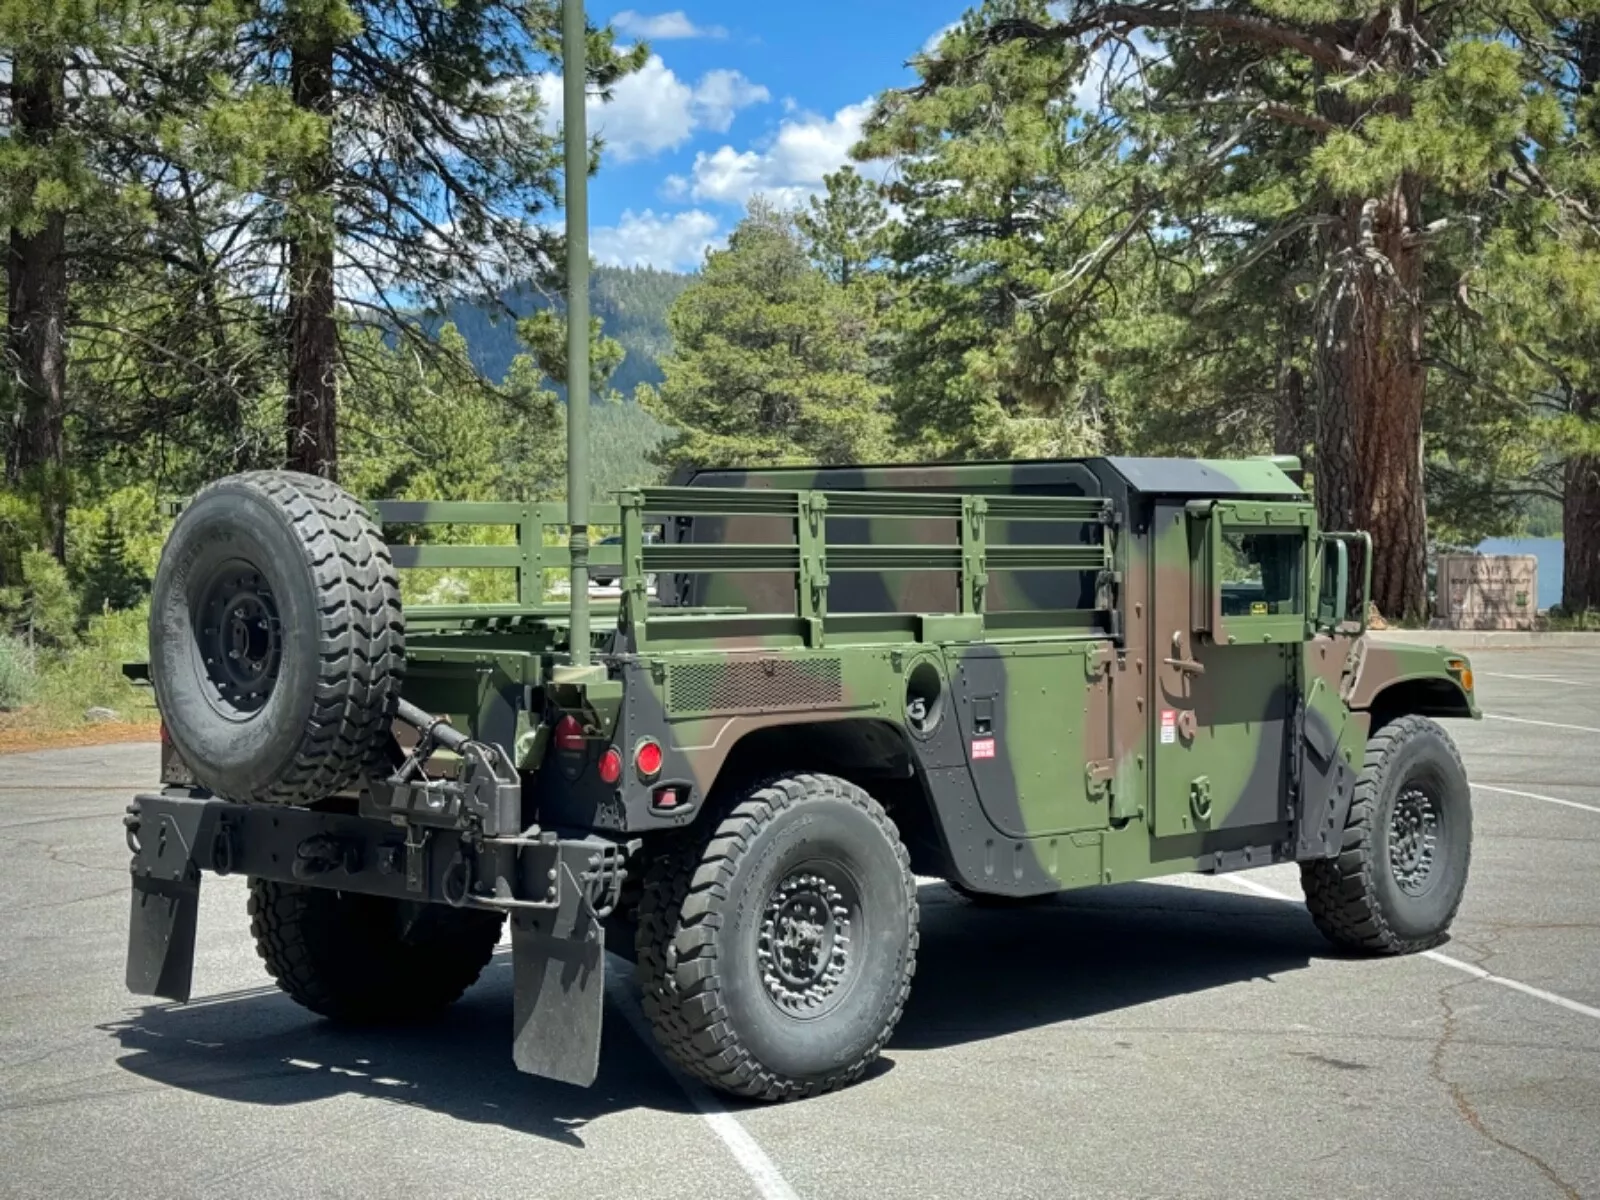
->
[641,201,892,471]
[855,0,1118,460]
[897,0,1600,618]
[2,2,244,564]
[220,1,645,478]
[796,167,890,288]
[79,514,148,617]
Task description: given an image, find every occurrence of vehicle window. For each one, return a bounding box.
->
[1219,531,1303,617]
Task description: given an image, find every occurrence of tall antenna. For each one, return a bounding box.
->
[561,0,593,672]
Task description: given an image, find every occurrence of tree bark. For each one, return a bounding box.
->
[285,25,339,479]
[1564,26,1600,615]
[1314,181,1429,621]
[1273,362,1305,457]
[5,50,69,561]
[1563,390,1600,614]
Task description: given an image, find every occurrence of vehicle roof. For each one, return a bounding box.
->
[679,455,1305,500]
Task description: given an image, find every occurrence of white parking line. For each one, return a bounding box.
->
[1224,875,1600,1022]
[1484,712,1600,735]
[1478,671,1600,689]
[1474,783,1600,816]
[605,962,801,1200]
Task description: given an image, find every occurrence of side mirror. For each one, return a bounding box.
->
[1317,536,1349,629]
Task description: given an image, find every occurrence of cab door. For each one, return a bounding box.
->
[1148,500,1310,840]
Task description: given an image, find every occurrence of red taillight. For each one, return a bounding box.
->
[554,715,585,753]
[598,747,623,785]
[635,739,663,780]
[159,722,172,746]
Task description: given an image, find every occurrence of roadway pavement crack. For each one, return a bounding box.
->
[18,836,124,877]
[1429,977,1581,1200]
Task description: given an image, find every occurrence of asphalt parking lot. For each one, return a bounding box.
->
[2,645,1598,1200]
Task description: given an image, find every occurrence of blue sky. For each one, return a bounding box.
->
[556,4,969,272]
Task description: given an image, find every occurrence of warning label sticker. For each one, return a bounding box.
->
[971,737,996,760]
[1160,710,1177,745]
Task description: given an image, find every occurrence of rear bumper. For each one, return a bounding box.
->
[124,790,626,1088]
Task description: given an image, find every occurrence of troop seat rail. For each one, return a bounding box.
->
[617,485,1117,650]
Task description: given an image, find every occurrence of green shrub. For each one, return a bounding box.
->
[0,634,37,710]
[30,605,154,723]
[0,550,81,647]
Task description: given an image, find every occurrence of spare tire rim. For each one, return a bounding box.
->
[757,868,857,1017]
[1389,784,1440,896]
[195,562,282,715]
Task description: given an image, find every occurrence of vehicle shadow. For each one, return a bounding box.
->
[100,953,694,1148]
[101,880,1325,1138]
[894,879,1326,1050]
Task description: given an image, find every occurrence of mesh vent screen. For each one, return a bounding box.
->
[668,658,843,714]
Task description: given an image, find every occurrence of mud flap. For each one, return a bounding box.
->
[511,859,604,1087]
[126,873,200,1001]
[1296,677,1364,860]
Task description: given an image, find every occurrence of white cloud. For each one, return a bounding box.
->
[922,22,959,56]
[612,10,727,39]
[538,55,768,162]
[1073,31,1161,113]
[692,69,770,132]
[592,208,723,270]
[685,98,878,208]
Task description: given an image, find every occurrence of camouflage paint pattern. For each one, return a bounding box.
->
[398,455,1477,899]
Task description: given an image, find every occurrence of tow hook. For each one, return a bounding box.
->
[292,834,361,880]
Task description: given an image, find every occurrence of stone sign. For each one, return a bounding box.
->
[1437,554,1538,630]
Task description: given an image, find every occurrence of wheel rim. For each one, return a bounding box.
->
[1389,783,1442,896]
[194,561,282,715]
[757,866,859,1018]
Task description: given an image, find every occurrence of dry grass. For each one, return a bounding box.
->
[0,715,160,754]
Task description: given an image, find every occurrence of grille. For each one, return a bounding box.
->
[668,658,843,715]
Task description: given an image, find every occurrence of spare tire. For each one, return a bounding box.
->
[149,471,404,805]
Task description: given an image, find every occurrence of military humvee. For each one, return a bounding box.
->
[126,454,1476,1100]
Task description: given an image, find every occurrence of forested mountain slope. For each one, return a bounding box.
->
[439,266,692,394]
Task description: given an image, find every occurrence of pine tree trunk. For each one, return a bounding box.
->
[1566,25,1600,615]
[1314,182,1429,621]
[1274,363,1305,457]
[285,26,339,479]
[5,50,69,562]
[1564,390,1600,615]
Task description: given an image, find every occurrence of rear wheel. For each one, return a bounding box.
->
[248,880,503,1022]
[636,773,918,1101]
[1301,715,1472,955]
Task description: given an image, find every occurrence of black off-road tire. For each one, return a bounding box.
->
[1301,715,1472,955]
[149,471,403,805]
[635,773,918,1101]
[248,880,503,1022]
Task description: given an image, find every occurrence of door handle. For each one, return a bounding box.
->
[1164,631,1206,676]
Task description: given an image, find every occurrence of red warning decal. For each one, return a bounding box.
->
[971,737,996,760]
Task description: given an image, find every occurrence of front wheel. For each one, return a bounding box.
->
[635,773,918,1101]
[1301,715,1472,955]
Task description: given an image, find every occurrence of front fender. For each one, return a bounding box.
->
[1346,639,1479,719]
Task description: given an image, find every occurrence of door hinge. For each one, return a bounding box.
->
[1085,644,1114,679]
[1086,758,1115,802]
